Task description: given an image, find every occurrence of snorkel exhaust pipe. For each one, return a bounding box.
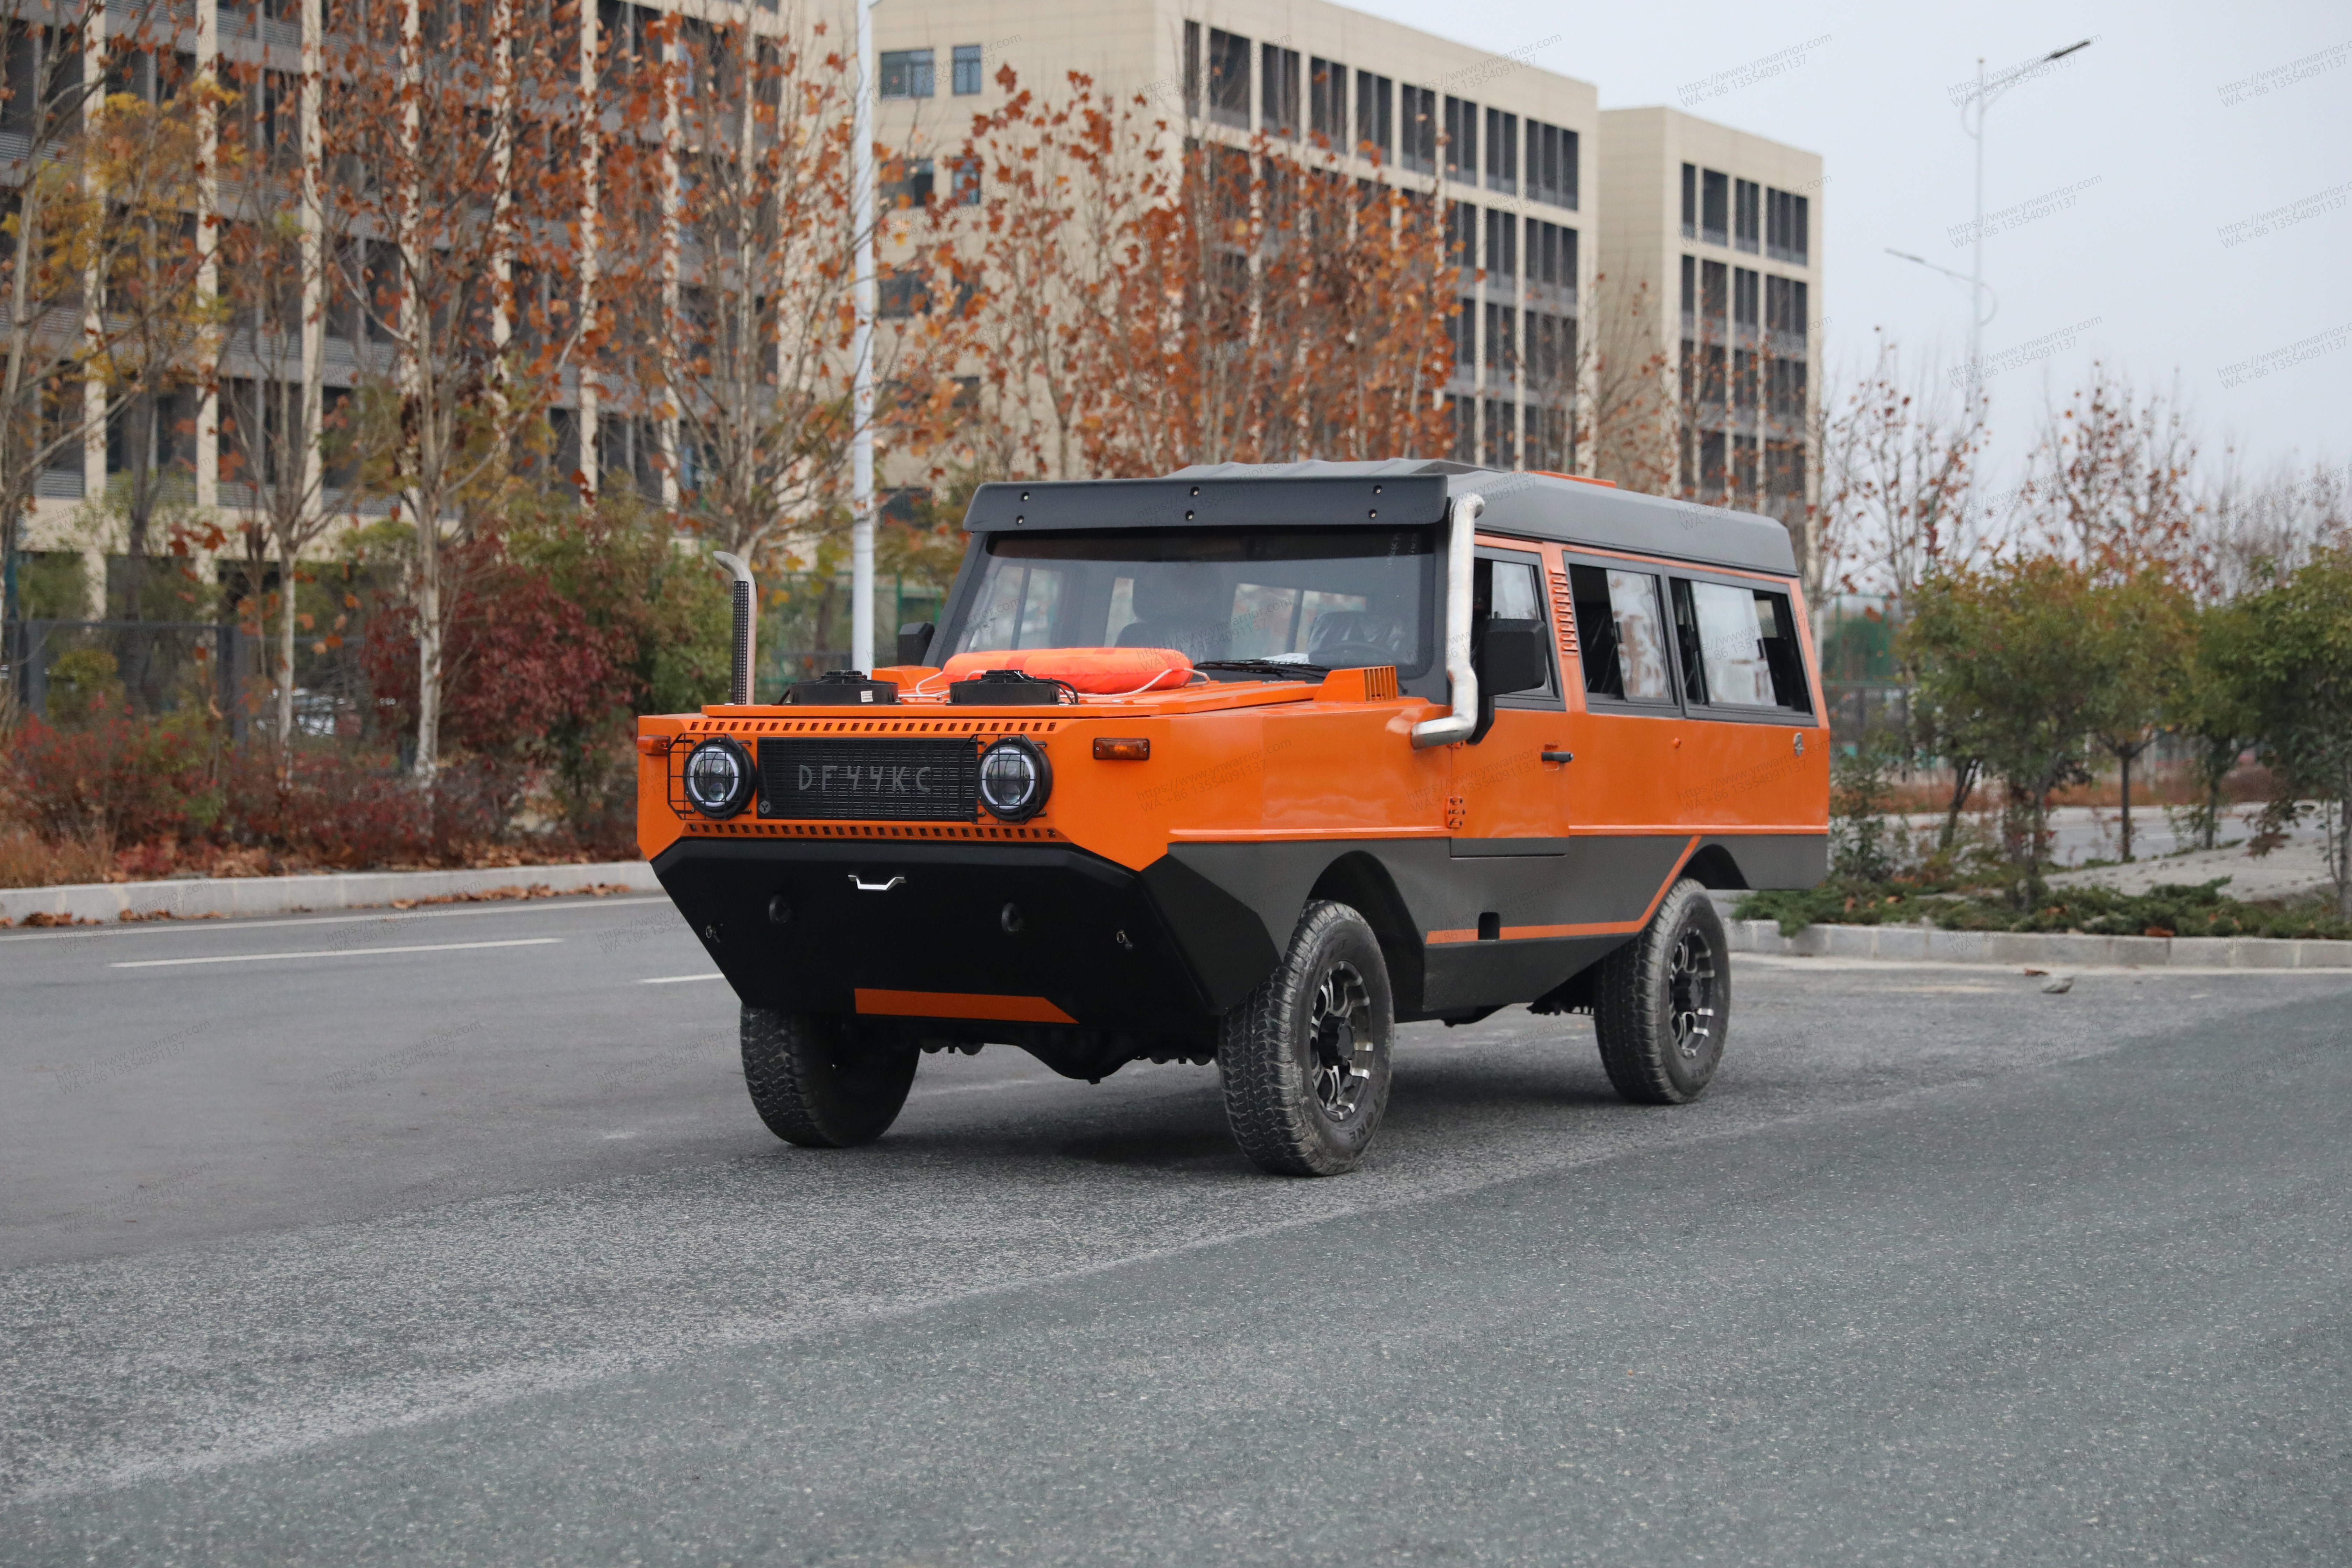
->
[713,552,756,706]
[1411,492,1484,749]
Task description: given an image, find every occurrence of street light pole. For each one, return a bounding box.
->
[1953,38,2091,428]
[850,0,878,674]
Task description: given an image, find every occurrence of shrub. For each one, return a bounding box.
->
[7,714,221,845]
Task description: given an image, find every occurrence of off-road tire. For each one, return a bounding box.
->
[1218,900,1395,1176]
[1593,877,1729,1105]
[740,1006,918,1147]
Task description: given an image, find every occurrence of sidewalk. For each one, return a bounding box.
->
[1708,894,2352,972]
[0,861,661,926]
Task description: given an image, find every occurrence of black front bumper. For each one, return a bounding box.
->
[652,838,1278,1040]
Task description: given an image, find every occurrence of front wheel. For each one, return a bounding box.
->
[740,1007,917,1147]
[1218,901,1395,1176]
[1592,877,1729,1104]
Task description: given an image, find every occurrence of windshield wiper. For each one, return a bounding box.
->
[1195,659,1331,683]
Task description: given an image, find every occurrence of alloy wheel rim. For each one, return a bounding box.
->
[1308,962,1376,1121]
[1669,930,1717,1060]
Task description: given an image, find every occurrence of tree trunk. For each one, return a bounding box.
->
[276,541,299,785]
[412,513,442,786]
[2119,746,2134,862]
[1939,758,1977,852]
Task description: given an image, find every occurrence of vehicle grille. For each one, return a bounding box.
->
[758,736,980,822]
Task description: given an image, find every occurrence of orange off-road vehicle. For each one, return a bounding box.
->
[637,461,1827,1175]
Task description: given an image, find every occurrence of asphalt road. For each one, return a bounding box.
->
[4,894,2348,1565]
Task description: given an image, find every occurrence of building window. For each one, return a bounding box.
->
[1733,266,1758,332]
[1527,218,1575,300]
[1309,57,1345,145]
[946,155,981,206]
[1701,168,1729,246]
[1734,177,1759,253]
[1354,72,1392,160]
[878,48,933,99]
[1449,395,1475,462]
[1208,29,1250,129]
[1400,84,1436,173]
[1767,187,1810,265]
[1528,121,1577,210]
[1442,96,1477,180]
[1701,258,1728,339]
[1483,302,1517,375]
[1766,437,1806,501]
[1527,311,1576,399]
[952,43,982,95]
[1184,21,1200,113]
[1731,433,1758,500]
[1767,356,1808,419]
[1732,348,1757,412]
[1483,208,1517,282]
[878,266,929,318]
[1484,107,1517,194]
[1447,201,1476,275]
[1453,298,1476,368]
[881,155,933,210]
[1765,275,1809,351]
[1529,404,1571,471]
[1680,163,1698,239]
[1483,397,1518,469]
[1262,43,1300,139]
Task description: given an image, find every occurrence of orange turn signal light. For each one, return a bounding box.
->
[1092,737,1150,761]
[636,735,672,757]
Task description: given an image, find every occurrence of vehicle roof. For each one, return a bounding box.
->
[961,459,1799,579]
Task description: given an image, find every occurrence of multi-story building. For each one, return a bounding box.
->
[1597,105,1822,528]
[14,2,1823,619]
[870,0,1598,473]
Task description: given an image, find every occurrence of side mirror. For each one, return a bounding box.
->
[1468,617,1549,746]
[897,621,936,666]
[1476,618,1549,696]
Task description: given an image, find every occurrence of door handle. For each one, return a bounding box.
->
[1540,750,1574,764]
[848,874,906,893]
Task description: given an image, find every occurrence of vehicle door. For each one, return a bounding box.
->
[1559,551,1689,830]
[1451,540,1570,848]
[1661,567,1821,838]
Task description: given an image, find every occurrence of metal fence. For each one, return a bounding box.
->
[0,618,383,742]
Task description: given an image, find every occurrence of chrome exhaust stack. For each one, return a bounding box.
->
[713,551,756,706]
[1411,492,1484,749]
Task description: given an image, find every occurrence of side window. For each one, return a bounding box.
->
[1674,576,1814,713]
[1477,553,1558,700]
[1568,563,1674,704]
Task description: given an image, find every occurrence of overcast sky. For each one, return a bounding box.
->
[1353,0,2350,490]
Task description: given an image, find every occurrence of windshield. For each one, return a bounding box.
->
[943,527,1435,677]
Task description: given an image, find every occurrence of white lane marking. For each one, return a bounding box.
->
[1735,953,2352,978]
[1,895,669,945]
[639,973,724,985]
[111,938,562,969]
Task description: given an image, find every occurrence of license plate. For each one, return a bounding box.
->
[758,737,980,821]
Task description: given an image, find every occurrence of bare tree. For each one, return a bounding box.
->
[2022,363,2203,587]
[0,0,185,658]
[2200,451,2350,600]
[320,0,606,784]
[1814,332,1987,598]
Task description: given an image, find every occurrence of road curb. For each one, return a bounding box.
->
[1708,893,2352,971]
[0,861,662,925]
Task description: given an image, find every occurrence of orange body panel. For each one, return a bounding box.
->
[637,539,1829,890]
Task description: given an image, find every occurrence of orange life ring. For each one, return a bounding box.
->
[939,647,1194,695]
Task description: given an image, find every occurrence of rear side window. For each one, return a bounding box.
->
[1672,578,1812,712]
[1568,564,1674,704]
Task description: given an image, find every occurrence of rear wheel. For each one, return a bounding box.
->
[740,1006,917,1147]
[1593,877,1729,1105]
[1218,901,1394,1176]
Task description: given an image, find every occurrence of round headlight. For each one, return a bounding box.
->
[683,736,755,819]
[977,736,1051,822]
